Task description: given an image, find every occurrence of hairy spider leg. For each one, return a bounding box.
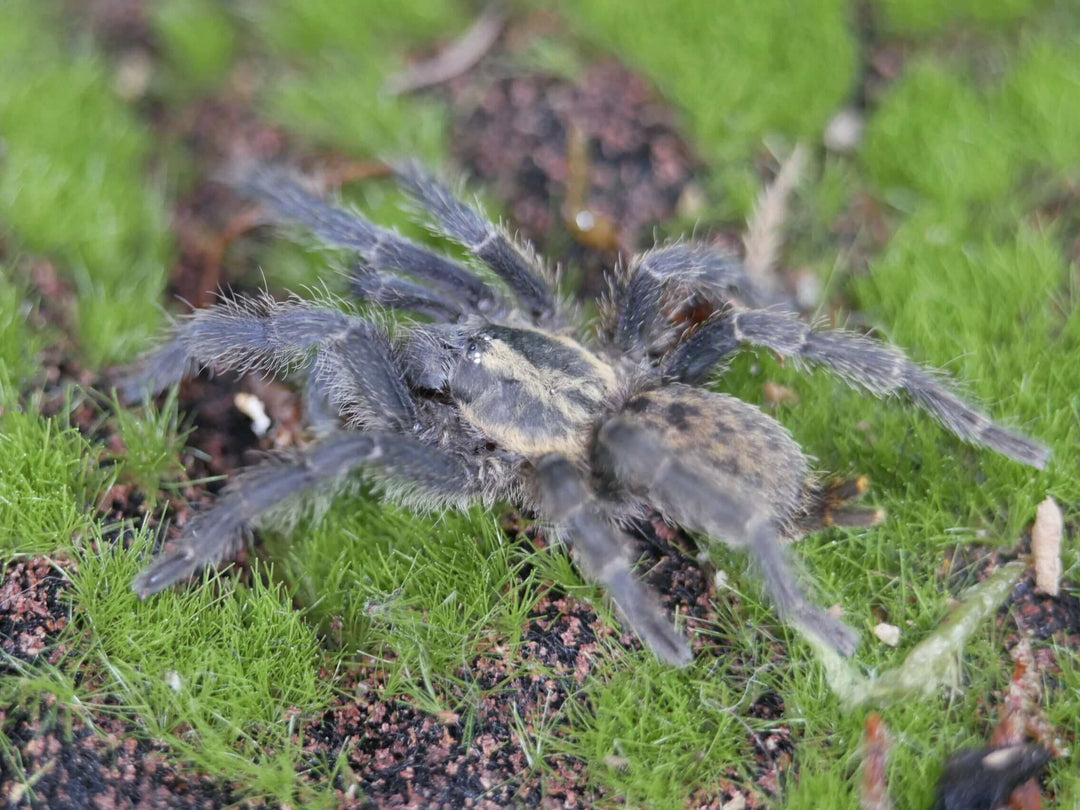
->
[664,309,1050,468]
[615,244,766,356]
[396,162,555,321]
[118,298,417,430]
[596,416,859,657]
[235,165,501,316]
[132,432,478,598]
[536,454,693,667]
[117,297,357,400]
[349,260,465,321]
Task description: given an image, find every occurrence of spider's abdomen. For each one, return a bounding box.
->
[619,385,807,524]
[449,325,618,457]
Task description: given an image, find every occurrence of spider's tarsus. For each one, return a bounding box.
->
[132,549,200,599]
[749,529,860,657]
[112,339,196,405]
[977,423,1050,470]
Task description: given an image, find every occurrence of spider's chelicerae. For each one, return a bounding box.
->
[120,162,1049,666]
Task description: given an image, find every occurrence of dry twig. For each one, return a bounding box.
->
[743,143,807,292]
[384,6,505,96]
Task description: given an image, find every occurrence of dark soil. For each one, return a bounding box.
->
[0,558,71,675]
[1,699,243,809]
[445,30,704,298]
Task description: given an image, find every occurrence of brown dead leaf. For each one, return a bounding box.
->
[860,713,893,810]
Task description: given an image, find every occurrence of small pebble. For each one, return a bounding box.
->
[824,108,864,153]
[234,392,272,436]
[165,670,182,693]
[874,622,901,647]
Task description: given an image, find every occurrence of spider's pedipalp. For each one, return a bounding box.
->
[615,244,763,355]
[234,165,500,314]
[313,322,418,430]
[665,309,1050,468]
[133,431,478,598]
[536,454,692,667]
[596,404,858,657]
[395,162,555,320]
[349,262,464,321]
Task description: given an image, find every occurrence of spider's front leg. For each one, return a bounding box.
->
[134,431,479,597]
[535,455,693,667]
[234,165,501,318]
[349,260,466,322]
[396,162,556,321]
[664,308,1050,468]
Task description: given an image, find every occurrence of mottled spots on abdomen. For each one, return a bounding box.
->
[621,385,806,523]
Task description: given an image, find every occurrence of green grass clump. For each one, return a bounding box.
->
[66,522,337,804]
[254,0,463,160]
[863,61,1018,209]
[107,388,191,497]
[864,45,1080,213]
[266,497,543,693]
[872,0,1038,35]
[0,404,99,556]
[0,0,171,364]
[0,272,46,402]
[560,649,769,805]
[999,37,1080,171]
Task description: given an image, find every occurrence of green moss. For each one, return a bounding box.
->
[873,0,1040,35]
[554,0,857,169]
[0,403,99,556]
[108,388,191,497]
[863,40,1080,212]
[254,0,463,159]
[558,656,752,805]
[862,61,1018,208]
[0,1,171,363]
[266,496,543,691]
[997,37,1080,171]
[69,523,337,804]
[151,0,236,89]
[0,272,46,403]
[256,0,462,58]
[268,68,449,161]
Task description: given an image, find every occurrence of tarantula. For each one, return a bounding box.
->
[118,162,1049,666]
